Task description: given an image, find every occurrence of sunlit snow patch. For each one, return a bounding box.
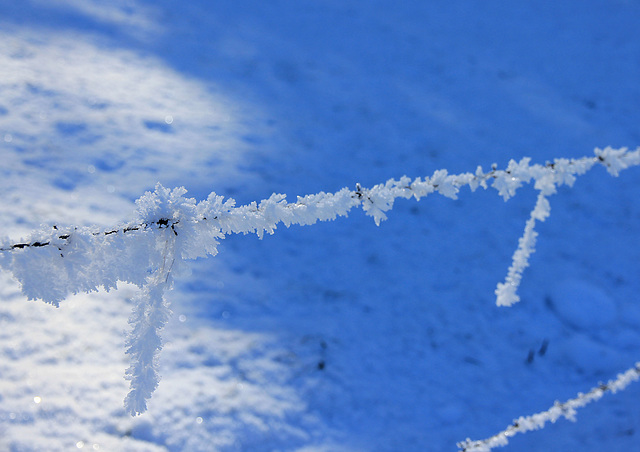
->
[0,25,258,230]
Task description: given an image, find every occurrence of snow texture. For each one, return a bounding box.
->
[549,279,617,331]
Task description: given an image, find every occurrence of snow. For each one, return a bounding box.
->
[1,1,640,451]
[549,279,618,331]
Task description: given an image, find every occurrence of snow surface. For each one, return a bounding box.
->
[1,1,640,451]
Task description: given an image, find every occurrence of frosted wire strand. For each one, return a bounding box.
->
[124,228,177,415]
[457,362,640,452]
[1,146,638,308]
[494,193,550,306]
[0,146,639,416]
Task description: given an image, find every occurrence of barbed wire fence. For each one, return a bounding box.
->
[0,146,638,448]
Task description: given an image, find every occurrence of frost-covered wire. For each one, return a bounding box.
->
[1,146,637,306]
[457,362,640,452]
[494,193,550,307]
[0,146,638,415]
[124,228,177,416]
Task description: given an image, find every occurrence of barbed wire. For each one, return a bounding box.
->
[0,146,638,422]
[458,362,640,451]
[0,149,629,254]
[0,218,178,252]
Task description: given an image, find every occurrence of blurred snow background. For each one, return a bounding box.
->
[0,1,639,450]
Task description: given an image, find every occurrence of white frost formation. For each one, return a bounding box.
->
[0,146,638,416]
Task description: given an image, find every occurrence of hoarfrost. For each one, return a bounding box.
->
[0,146,638,414]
